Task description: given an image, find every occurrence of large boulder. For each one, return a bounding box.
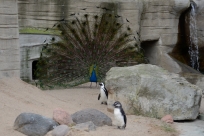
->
[71,109,112,126]
[105,64,202,120]
[13,112,59,136]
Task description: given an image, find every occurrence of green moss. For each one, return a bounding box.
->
[19,27,61,35]
[161,123,176,133]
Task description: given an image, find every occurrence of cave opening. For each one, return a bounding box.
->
[32,60,38,80]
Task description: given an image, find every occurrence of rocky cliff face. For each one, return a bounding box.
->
[140,0,190,73]
[195,0,204,72]
[17,0,204,73]
[18,0,69,28]
[0,0,20,78]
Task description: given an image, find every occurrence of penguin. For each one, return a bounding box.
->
[98,82,108,105]
[113,101,127,129]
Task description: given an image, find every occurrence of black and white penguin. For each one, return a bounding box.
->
[113,101,127,129]
[98,82,108,105]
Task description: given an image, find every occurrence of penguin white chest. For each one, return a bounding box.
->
[114,108,124,126]
[100,88,107,102]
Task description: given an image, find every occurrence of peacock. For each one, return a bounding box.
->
[35,12,146,89]
[89,64,98,87]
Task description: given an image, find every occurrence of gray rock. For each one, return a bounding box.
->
[52,125,69,136]
[105,64,202,120]
[72,121,96,132]
[71,108,112,126]
[180,72,204,94]
[13,112,59,136]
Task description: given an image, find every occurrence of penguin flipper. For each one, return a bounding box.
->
[98,93,101,100]
[121,108,127,127]
[124,115,127,128]
[104,87,108,99]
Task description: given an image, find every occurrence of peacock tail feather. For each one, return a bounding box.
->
[35,12,147,89]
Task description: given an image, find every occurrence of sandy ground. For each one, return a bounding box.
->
[0,77,194,136]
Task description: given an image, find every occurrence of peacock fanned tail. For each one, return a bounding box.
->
[35,12,143,88]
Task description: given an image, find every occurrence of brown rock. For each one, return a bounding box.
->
[53,108,74,126]
[161,115,174,124]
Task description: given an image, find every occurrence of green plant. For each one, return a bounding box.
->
[161,123,176,133]
[35,13,146,88]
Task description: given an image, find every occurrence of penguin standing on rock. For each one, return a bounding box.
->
[113,101,127,129]
[98,82,108,105]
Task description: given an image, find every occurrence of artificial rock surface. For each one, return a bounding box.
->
[106,64,202,120]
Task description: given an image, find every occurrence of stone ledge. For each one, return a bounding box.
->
[140,34,160,42]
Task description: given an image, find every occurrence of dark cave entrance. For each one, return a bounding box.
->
[140,40,159,65]
[32,60,38,80]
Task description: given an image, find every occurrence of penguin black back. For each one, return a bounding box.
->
[99,82,108,99]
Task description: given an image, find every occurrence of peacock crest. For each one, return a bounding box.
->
[35,12,146,89]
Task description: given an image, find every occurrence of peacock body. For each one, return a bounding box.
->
[89,64,98,87]
[35,11,146,89]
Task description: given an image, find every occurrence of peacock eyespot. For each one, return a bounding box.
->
[94,15,98,19]
[82,22,86,26]
[94,24,98,28]
[71,21,76,25]
[82,28,85,33]
[71,29,75,33]
[51,37,55,41]
[84,14,89,18]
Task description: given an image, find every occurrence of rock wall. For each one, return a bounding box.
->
[17,0,204,74]
[140,0,191,73]
[18,0,69,28]
[18,0,143,32]
[195,0,204,72]
[0,0,20,78]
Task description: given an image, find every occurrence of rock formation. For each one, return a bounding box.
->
[71,108,112,126]
[14,112,59,136]
[105,64,202,120]
[0,0,20,79]
[17,0,204,76]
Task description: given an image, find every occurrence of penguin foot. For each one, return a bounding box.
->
[118,126,125,130]
[101,102,107,105]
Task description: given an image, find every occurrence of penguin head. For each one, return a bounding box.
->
[113,101,122,108]
[99,82,104,87]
